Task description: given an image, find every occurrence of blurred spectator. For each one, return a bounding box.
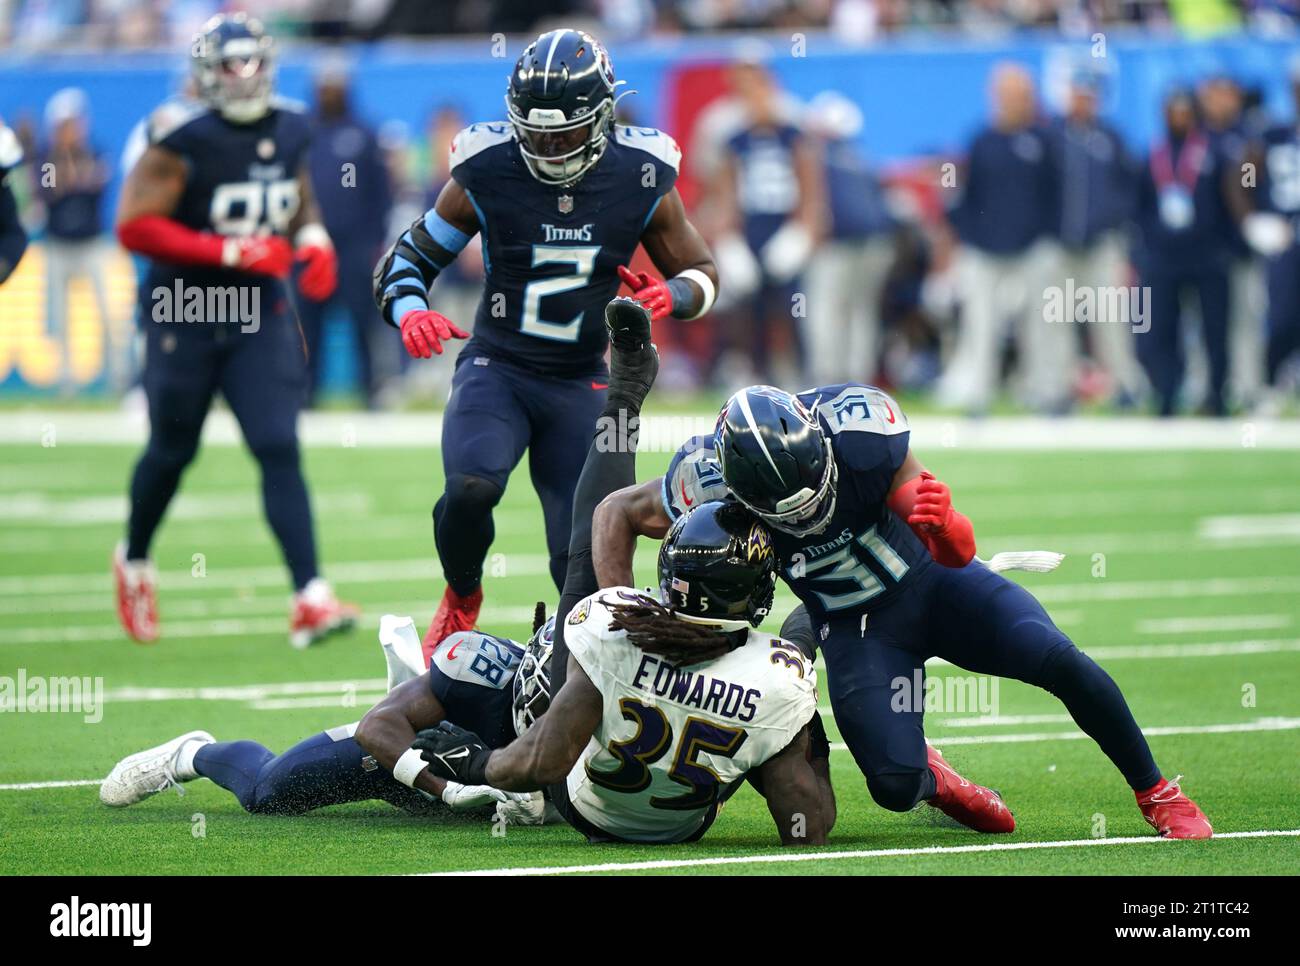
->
[804,90,895,385]
[37,87,115,394]
[0,117,27,283]
[707,57,824,385]
[1231,58,1300,415]
[302,58,393,407]
[938,63,1065,413]
[1047,69,1145,406]
[1200,73,1268,408]
[1132,88,1235,416]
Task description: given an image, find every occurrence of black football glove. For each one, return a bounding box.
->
[411,721,492,785]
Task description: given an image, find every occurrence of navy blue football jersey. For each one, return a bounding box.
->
[428,630,524,749]
[139,96,311,304]
[1259,124,1300,222]
[663,384,929,623]
[449,122,680,376]
[727,122,802,250]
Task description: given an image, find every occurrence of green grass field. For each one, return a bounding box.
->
[2,416,1298,875]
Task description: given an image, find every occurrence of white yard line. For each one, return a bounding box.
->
[5,411,1300,450]
[6,717,1295,792]
[417,829,1300,876]
[1136,614,1291,635]
[1199,514,1300,540]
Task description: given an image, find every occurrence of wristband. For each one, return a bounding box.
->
[670,268,716,320]
[294,222,332,250]
[393,747,428,788]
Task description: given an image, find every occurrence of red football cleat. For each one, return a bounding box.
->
[926,745,1015,833]
[1136,775,1212,839]
[290,578,359,650]
[113,543,159,643]
[422,585,484,666]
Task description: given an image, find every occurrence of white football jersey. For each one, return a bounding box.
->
[563,588,818,844]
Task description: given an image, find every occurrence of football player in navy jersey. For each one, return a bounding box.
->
[1230,59,1300,415]
[113,14,357,649]
[372,28,718,662]
[99,615,548,817]
[594,385,1214,840]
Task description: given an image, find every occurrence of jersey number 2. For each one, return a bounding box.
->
[585,698,748,811]
[520,245,598,342]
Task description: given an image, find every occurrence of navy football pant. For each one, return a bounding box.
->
[1137,264,1230,416]
[126,313,319,590]
[435,351,607,597]
[1265,243,1300,385]
[811,559,1161,812]
[193,726,435,815]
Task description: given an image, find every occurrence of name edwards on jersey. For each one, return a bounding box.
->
[629,653,762,723]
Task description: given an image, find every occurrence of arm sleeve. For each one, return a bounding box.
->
[372,207,471,326]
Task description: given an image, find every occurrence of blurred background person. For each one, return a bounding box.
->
[0,116,26,284]
[803,90,896,386]
[302,58,393,408]
[1047,68,1144,407]
[37,87,115,394]
[1132,88,1236,417]
[1200,72,1268,410]
[707,56,823,387]
[1231,58,1300,416]
[938,62,1064,414]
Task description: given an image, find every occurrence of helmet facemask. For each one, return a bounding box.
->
[511,617,554,737]
[506,95,613,186]
[194,33,275,124]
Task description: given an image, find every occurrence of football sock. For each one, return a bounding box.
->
[434,474,504,597]
[125,443,193,560]
[255,441,319,591]
[1039,644,1162,791]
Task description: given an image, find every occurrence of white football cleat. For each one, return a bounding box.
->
[99,730,215,807]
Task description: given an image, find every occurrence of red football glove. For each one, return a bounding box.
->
[887,471,976,568]
[617,264,672,321]
[229,236,295,278]
[400,309,469,359]
[295,244,337,302]
[908,471,953,533]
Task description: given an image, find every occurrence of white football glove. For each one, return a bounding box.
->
[440,781,534,811]
[1241,212,1294,257]
[713,232,761,303]
[494,789,549,826]
[980,551,1065,574]
[379,614,426,691]
[759,221,814,283]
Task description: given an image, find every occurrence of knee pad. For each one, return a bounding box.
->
[1037,641,1109,698]
[867,770,929,812]
[443,474,504,517]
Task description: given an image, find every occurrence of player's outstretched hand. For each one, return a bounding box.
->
[295,244,337,301]
[617,264,672,321]
[440,781,533,811]
[412,721,491,784]
[400,309,469,359]
[907,471,953,535]
[227,236,295,278]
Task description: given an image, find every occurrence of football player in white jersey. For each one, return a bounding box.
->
[410,298,834,845]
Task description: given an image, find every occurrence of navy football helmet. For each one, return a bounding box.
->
[192,13,275,124]
[505,28,622,186]
[714,386,838,537]
[511,616,553,736]
[658,501,777,631]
